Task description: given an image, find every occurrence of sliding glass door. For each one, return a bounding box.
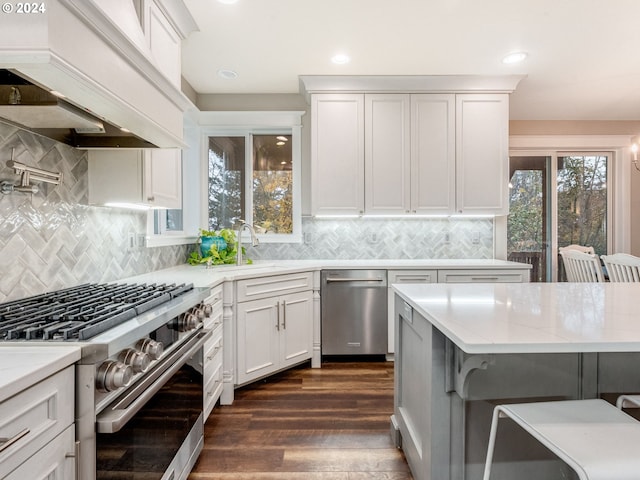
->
[508,152,611,282]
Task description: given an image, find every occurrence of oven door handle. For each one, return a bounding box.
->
[95,329,212,433]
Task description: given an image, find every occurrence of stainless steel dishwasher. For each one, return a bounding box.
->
[321,269,388,355]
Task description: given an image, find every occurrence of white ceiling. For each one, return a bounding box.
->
[181,0,640,121]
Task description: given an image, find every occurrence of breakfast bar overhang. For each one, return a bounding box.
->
[391,282,640,480]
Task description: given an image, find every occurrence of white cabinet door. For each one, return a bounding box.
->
[88,149,182,208]
[280,291,313,368]
[455,94,509,215]
[411,94,456,214]
[236,297,280,385]
[144,149,182,209]
[365,94,411,215]
[311,94,365,215]
[145,0,182,86]
[236,288,313,386]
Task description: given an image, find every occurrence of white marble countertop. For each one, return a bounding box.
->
[124,258,530,288]
[0,346,81,403]
[393,282,640,355]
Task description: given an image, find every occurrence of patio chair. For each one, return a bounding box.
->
[600,253,640,282]
[559,250,605,282]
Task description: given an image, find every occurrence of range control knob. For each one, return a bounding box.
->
[193,306,206,321]
[118,348,151,373]
[177,311,201,332]
[96,361,133,392]
[135,338,164,360]
[202,303,213,317]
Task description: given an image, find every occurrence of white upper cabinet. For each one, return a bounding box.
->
[144,148,182,208]
[364,93,456,215]
[310,87,510,217]
[311,94,365,216]
[455,94,509,215]
[144,1,182,86]
[411,94,456,214]
[365,94,411,214]
[88,149,182,209]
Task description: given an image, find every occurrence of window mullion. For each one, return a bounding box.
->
[245,134,254,226]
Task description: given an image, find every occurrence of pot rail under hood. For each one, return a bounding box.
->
[0,70,156,148]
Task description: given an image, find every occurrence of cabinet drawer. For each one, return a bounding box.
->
[0,367,74,478]
[203,285,223,330]
[204,329,223,376]
[236,272,313,302]
[204,362,224,420]
[437,269,527,283]
[388,269,437,284]
[4,424,75,480]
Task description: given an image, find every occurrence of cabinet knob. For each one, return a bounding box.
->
[147,196,155,202]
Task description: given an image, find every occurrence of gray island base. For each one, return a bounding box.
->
[391,283,640,480]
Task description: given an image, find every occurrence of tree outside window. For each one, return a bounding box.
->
[208,134,293,235]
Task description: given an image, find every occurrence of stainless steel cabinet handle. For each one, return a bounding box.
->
[0,428,29,452]
[282,300,287,329]
[470,277,500,281]
[65,441,81,480]
[275,302,280,331]
[325,277,385,283]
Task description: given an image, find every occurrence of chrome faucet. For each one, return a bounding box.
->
[236,220,259,265]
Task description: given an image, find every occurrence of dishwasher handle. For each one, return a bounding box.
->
[325,277,385,283]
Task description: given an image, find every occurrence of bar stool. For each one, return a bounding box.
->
[482,399,640,480]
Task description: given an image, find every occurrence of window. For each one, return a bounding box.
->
[206,128,301,243]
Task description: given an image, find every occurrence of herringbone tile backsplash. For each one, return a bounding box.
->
[0,125,188,302]
[0,124,494,302]
[248,217,493,261]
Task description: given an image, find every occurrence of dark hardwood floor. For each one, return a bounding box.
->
[189,360,413,480]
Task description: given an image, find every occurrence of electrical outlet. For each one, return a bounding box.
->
[136,234,146,248]
[368,232,379,244]
[128,232,135,249]
[444,233,451,244]
[472,231,481,245]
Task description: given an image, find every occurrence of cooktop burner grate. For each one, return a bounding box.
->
[0,282,194,341]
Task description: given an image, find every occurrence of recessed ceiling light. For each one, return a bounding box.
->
[50,90,65,98]
[502,52,528,64]
[217,69,238,79]
[331,53,350,65]
[217,0,238,4]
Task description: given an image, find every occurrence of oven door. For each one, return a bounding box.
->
[95,329,211,480]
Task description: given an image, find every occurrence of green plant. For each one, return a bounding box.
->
[187,228,253,266]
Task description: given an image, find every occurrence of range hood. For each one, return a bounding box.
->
[0,70,156,148]
[0,0,196,149]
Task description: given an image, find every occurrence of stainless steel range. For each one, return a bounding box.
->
[0,281,213,480]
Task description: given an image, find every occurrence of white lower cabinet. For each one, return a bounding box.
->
[0,367,75,479]
[203,285,223,420]
[236,290,313,386]
[387,270,437,354]
[4,425,75,480]
[387,266,530,355]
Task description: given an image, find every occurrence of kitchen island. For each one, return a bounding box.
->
[392,282,640,480]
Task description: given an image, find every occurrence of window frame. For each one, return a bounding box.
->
[199,111,304,244]
[146,111,304,247]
